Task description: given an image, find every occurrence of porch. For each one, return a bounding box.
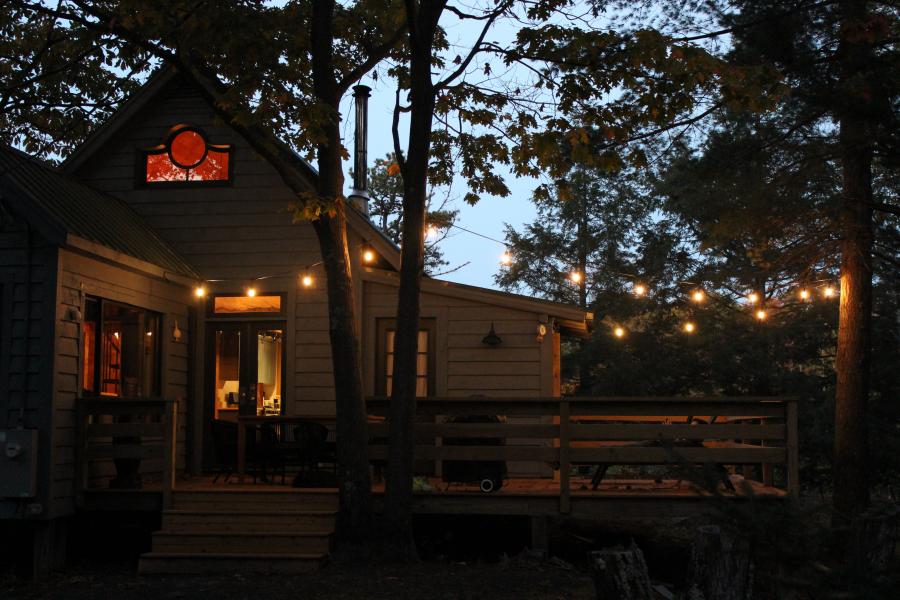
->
[75,395,798,521]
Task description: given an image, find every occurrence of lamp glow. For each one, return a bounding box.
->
[799,289,810,301]
[426,224,439,241]
[194,285,206,298]
[246,286,257,298]
[301,274,313,288]
[500,250,513,266]
[683,322,696,333]
[363,249,376,264]
[755,309,767,321]
[569,271,583,284]
[633,284,646,297]
[747,292,759,304]
[823,286,836,298]
[613,326,625,338]
[692,290,705,303]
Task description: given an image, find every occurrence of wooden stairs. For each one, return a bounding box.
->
[138,488,338,575]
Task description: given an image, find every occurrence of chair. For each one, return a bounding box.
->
[210,420,238,483]
[290,421,336,487]
[247,423,287,484]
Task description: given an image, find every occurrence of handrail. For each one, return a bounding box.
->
[366,396,799,511]
[75,397,177,509]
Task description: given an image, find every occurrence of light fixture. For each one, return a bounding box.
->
[145,330,153,337]
[500,249,513,266]
[482,323,502,346]
[613,326,625,338]
[683,322,696,333]
[747,292,759,304]
[363,249,376,264]
[569,271,583,284]
[301,273,314,288]
[246,286,257,298]
[823,286,836,299]
[755,309,767,321]
[172,320,182,342]
[633,284,646,297]
[194,285,206,298]
[426,224,439,241]
[691,290,705,303]
[799,288,810,301]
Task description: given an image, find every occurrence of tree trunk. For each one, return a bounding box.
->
[687,525,754,600]
[310,0,372,542]
[832,0,874,525]
[590,540,654,600]
[382,0,446,559]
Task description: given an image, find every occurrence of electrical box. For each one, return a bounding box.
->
[0,430,38,498]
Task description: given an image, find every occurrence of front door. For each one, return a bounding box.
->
[203,321,285,466]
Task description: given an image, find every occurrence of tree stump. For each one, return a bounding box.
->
[687,525,753,600]
[590,540,654,600]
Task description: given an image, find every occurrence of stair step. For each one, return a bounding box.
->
[162,509,336,532]
[173,490,338,511]
[138,552,325,575]
[151,531,332,554]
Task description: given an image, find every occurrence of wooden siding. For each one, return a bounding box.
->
[52,249,192,516]
[72,76,315,283]
[0,218,56,520]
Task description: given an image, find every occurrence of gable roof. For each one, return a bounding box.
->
[0,145,199,279]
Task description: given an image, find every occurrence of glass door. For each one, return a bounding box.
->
[208,322,284,422]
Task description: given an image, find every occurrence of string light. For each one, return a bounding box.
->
[569,271,583,284]
[823,286,836,299]
[194,285,206,298]
[683,321,696,333]
[362,249,376,264]
[691,290,705,303]
[755,309,767,321]
[613,326,625,338]
[301,273,313,288]
[633,284,646,297]
[246,286,257,298]
[500,249,513,266]
[747,292,759,304]
[426,224,439,241]
[799,289,810,301]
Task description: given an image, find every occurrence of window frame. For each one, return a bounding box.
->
[138,124,234,188]
[80,296,163,399]
[375,318,436,397]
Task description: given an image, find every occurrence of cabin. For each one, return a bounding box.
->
[0,67,798,577]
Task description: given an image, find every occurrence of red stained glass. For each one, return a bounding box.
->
[169,130,206,168]
[145,129,230,183]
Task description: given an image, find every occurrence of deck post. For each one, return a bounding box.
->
[558,400,571,514]
[162,399,177,509]
[786,398,799,499]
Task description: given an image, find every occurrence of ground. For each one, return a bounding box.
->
[2,557,595,600]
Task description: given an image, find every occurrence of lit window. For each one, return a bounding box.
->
[377,319,434,397]
[144,126,231,183]
[213,295,282,314]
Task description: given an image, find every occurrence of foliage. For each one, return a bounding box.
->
[362,153,458,274]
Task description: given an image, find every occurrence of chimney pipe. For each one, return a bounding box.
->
[349,84,371,215]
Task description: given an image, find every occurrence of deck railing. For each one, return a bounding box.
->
[75,397,177,508]
[366,396,799,513]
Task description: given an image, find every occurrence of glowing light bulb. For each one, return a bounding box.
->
[747,292,759,304]
[426,225,439,241]
[194,286,206,298]
[755,309,767,321]
[823,286,835,299]
[569,271,583,284]
[500,250,513,266]
[363,249,376,264]
[246,286,257,298]
[301,274,313,288]
[146,330,153,337]
[614,326,625,338]
[692,290,705,303]
[633,284,646,297]
[799,289,810,301]
[683,322,696,333]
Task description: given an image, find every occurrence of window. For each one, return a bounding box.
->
[376,319,435,397]
[213,295,282,315]
[81,298,161,398]
[143,126,231,183]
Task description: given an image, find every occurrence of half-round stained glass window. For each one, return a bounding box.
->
[144,126,231,183]
[169,129,207,168]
